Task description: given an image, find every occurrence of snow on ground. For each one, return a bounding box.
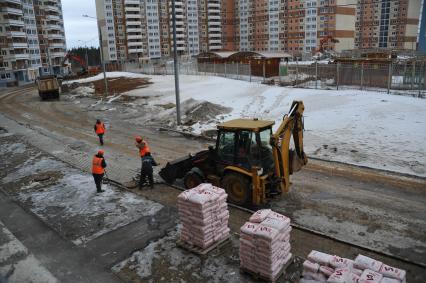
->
[64,72,147,84]
[112,227,245,283]
[0,221,57,283]
[1,148,163,245]
[69,73,426,177]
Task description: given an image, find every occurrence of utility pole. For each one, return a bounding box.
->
[171,0,181,125]
[83,14,109,96]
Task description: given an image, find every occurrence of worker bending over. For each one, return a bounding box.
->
[92,149,107,193]
[94,119,105,145]
[135,136,157,189]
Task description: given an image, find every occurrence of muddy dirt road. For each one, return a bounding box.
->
[1,86,425,279]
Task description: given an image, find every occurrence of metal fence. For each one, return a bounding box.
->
[283,61,426,97]
[123,60,426,97]
[123,61,264,82]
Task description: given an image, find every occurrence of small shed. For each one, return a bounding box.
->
[197,51,292,78]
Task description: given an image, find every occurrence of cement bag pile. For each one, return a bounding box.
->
[177,183,230,249]
[239,209,293,282]
[301,251,407,283]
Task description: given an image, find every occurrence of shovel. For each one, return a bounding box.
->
[103,170,110,185]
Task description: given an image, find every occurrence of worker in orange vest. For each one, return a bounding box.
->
[94,119,105,145]
[135,136,156,189]
[92,149,107,193]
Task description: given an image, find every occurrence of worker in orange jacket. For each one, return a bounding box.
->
[92,149,107,193]
[135,136,157,189]
[94,119,105,145]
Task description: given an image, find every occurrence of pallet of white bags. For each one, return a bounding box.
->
[240,255,294,283]
[176,235,231,256]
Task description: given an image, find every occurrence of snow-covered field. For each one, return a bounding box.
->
[67,72,426,177]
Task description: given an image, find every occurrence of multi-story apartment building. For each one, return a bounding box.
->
[355,0,421,50]
[0,0,67,87]
[34,0,67,75]
[96,0,224,61]
[96,0,423,62]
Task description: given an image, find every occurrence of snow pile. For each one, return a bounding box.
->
[70,85,95,97]
[302,250,406,283]
[61,72,426,176]
[64,71,148,84]
[177,183,230,249]
[239,209,293,281]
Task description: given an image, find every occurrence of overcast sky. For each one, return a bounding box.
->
[63,0,99,49]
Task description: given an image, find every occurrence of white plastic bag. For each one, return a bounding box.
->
[354,254,383,272]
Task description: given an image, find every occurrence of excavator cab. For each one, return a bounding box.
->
[159,100,308,208]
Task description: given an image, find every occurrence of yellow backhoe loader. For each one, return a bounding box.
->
[159,100,307,207]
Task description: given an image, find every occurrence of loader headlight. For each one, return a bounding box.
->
[257,168,263,175]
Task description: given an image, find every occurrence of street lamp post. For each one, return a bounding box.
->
[82,14,109,97]
[171,0,181,125]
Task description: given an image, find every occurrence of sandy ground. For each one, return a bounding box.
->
[0,84,425,281]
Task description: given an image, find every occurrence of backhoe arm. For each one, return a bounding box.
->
[271,101,307,193]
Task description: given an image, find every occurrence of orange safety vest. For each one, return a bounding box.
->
[92,156,104,174]
[95,122,105,135]
[138,141,151,157]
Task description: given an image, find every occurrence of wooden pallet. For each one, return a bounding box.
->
[240,255,294,283]
[176,235,231,256]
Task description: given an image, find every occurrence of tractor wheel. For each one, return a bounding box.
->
[183,171,203,189]
[222,173,252,206]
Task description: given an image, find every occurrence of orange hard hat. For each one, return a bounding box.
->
[135,136,142,142]
[98,149,105,155]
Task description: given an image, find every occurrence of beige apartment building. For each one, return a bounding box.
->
[355,0,421,50]
[0,0,67,87]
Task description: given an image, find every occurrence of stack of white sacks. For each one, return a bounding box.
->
[301,250,407,283]
[239,209,293,281]
[177,183,230,249]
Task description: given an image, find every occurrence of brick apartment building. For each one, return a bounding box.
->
[95,0,422,62]
[0,0,67,87]
[355,0,421,50]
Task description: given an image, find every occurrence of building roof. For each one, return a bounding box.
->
[230,51,293,59]
[197,51,239,59]
[217,119,275,131]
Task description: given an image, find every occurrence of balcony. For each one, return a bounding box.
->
[209,45,222,50]
[50,52,65,58]
[3,7,23,15]
[125,13,140,19]
[49,42,65,48]
[126,20,141,26]
[208,21,220,27]
[48,33,64,39]
[13,53,30,60]
[45,5,59,12]
[127,41,142,47]
[208,3,220,8]
[124,6,140,12]
[10,42,28,48]
[128,48,143,53]
[124,0,140,4]
[127,34,142,40]
[169,8,184,13]
[126,28,142,33]
[5,19,24,26]
[5,0,22,4]
[208,15,221,20]
[209,39,221,44]
[46,24,63,30]
[209,27,221,32]
[208,33,221,39]
[8,31,26,37]
[47,14,60,21]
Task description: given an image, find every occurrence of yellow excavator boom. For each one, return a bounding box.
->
[271,100,307,193]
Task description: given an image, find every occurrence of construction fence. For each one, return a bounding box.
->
[123,61,263,82]
[282,61,426,97]
[123,60,426,97]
